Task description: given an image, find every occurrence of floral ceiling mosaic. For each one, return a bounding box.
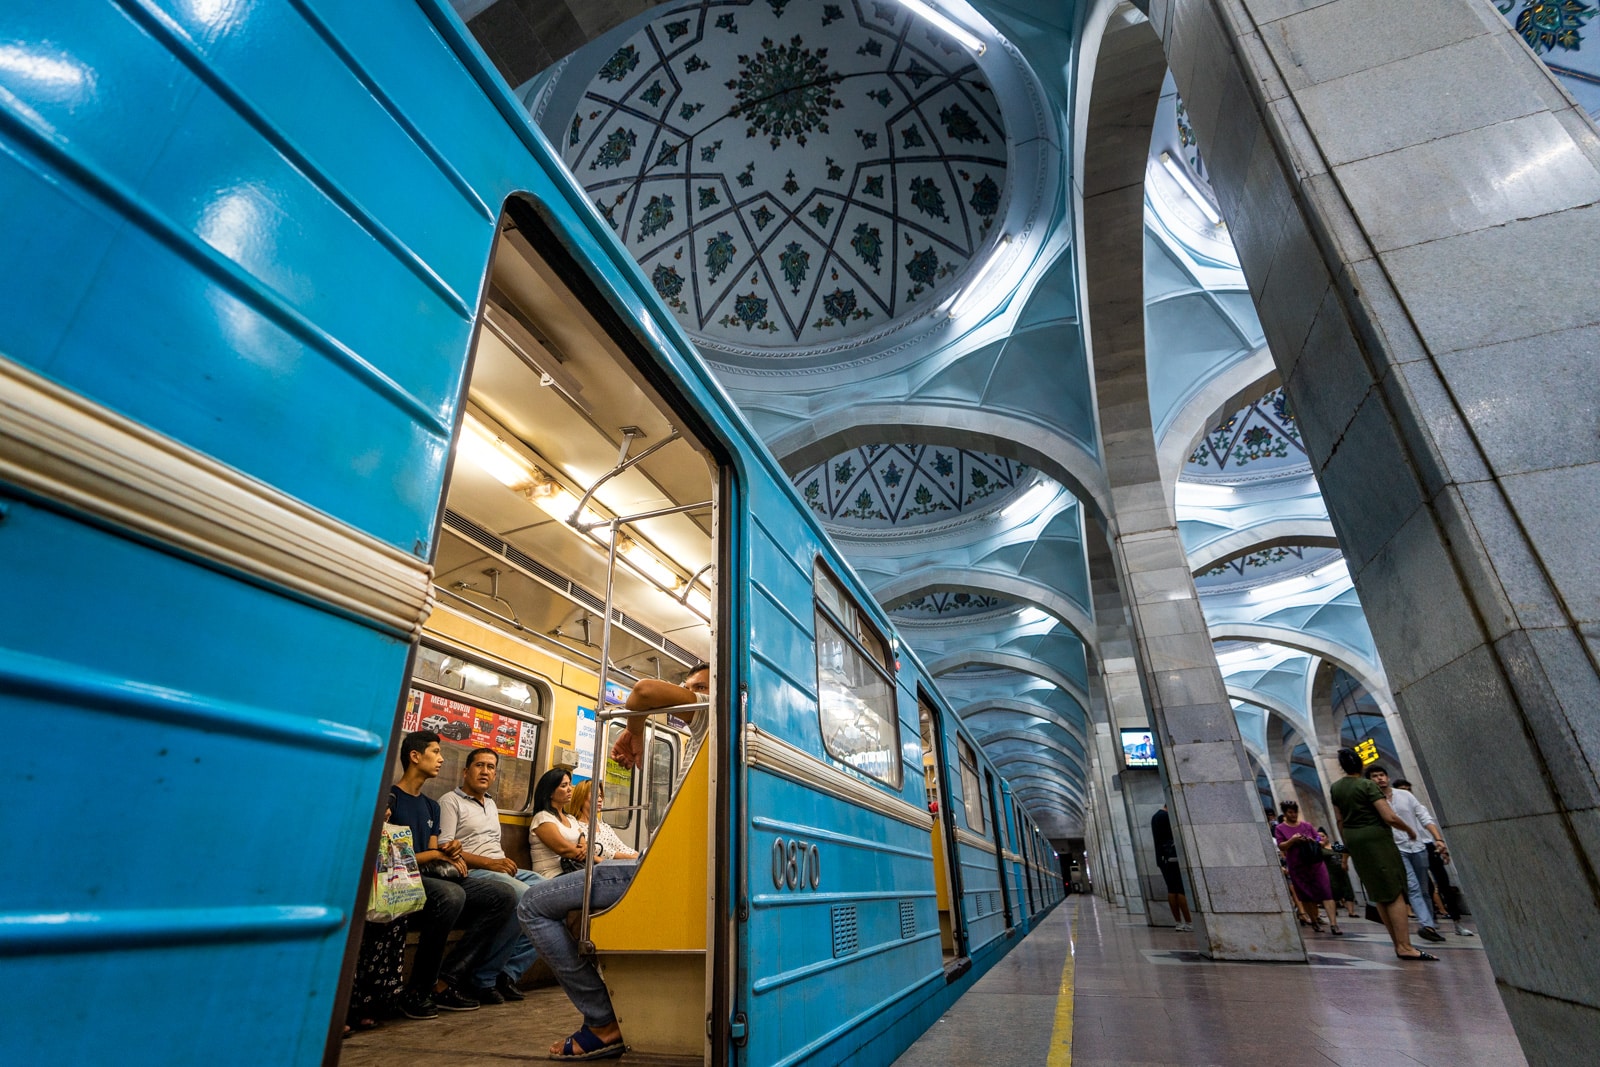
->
[1185,387,1308,476]
[889,591,1016,618]
[1497,1,1600,120]
[1193,544,1341,591]
[555,0,1008,352]
[793,444,1028,528]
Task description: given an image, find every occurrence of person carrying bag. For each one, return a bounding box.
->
[368,822,427,923]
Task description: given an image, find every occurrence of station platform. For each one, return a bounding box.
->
[897,894,1525,1067]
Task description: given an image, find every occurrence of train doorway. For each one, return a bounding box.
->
[985,771,1014,929]
[338,195,727,1062]
[919,695,969,969]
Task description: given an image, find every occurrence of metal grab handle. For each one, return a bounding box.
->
[593,700,709,722]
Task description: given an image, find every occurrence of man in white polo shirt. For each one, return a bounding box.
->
[1366,765,1448,944]
[440,747,542,1004]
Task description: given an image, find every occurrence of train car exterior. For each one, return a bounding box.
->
[0,3,1059,1064]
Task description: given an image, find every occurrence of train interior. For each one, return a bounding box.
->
[364,201,721,1058]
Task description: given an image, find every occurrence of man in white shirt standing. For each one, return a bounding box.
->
[1366,765,1448,944]
[440,747,542,1004]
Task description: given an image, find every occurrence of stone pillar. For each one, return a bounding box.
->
[1081,11,1304,960]
[1092,721,1147,912]
[1122,767,1178,924]
[1147,0,1600,1052]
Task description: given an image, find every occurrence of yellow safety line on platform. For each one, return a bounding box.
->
[1046,898,1076,1066]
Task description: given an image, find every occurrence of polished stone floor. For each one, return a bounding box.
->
[900,894,1525,1067]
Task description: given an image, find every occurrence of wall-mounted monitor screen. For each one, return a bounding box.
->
[1121,728,1157,767]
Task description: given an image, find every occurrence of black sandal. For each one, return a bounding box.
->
[1397,950,1439,961]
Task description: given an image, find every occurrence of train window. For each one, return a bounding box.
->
[646,735,675,834]
[402,645,544,811]
[813,563,901,788]
[957,736,984,833]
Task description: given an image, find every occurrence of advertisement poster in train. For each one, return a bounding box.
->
[575,705,596,779]
[404,689,532,758]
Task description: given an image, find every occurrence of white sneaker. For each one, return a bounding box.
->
[1455,922,1476,936]
[1174,922,1192,932]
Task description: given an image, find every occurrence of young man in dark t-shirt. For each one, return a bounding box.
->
[390,731,519,1019]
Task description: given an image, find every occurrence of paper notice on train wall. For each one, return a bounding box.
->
[575,706,597,781]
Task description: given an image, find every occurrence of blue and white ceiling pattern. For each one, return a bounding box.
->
[889,591,1016,618]
[1184,387,1307,478]
[1497,1,1600,120]
[552,0,1008,354]
[793,444,1029,527]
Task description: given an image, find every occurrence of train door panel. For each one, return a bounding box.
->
[985,771,1014,930]
[918,694,969,969]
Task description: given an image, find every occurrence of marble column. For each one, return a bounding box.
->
[1146,0,1600,1052]
[1080,9,1304,960]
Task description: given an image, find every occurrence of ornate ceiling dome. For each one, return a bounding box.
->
[545,0,1010,357]
[887,591,1018,620]
[1184,387,1309,482]
[792,444,1029,528]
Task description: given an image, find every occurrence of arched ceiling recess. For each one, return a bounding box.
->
[532,0,1057,375]
[794,444,1031,529]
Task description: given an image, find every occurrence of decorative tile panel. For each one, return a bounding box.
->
[792,445,1028,528]
[554,0,1008,351]
[1185,387,1306,475]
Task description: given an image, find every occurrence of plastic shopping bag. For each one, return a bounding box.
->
[367,823,426,923]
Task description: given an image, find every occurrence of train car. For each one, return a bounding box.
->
[0,3,1058,1065]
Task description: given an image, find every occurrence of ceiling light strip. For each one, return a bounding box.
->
[897,0,987,54]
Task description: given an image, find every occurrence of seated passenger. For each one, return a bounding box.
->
[528,768,590,878]
[518,664,709,1060]
[438,747,541,1004]
[569,781,638,861]
[389,731,519,1019]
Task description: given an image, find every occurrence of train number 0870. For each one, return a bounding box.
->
[771,837,820,890]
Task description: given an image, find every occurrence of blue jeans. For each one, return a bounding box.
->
[516,862,638,1028]
[467,868,544,988]
[411,873,520,994]
[1399,848,1436,929]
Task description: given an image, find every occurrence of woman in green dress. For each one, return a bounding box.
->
[1330,747,1436,961]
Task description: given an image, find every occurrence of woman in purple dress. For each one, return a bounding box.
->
[1273,800,1341,934]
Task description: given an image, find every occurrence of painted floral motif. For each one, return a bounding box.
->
[826,158,844,181]
[811,287,872,329]
[737,161,755,187]
[823,3,845,24]
[904,245,946,300]
[901,126,926,148]
[872,1,897,23]
[1200,546,1305,580]
[720,292,778,332]
[680,101,704,120]
[858,39,883,57]
[637,193,675,239]
[903,60,934,89]
[794,447,1028,527]
[851,223,883,272]
[856,129,879,148]
[778,241,810,293]
[809,202,834,227]
[664,19,690,41]
[701,139,723,162]
[767,0,791,14]
[868,88,893,107]
[751,204,775,230]
[651,263,686,310]
[940,103,988,143]
[863,174,884,198]
[782,170,800,196]
[909,177,948,221]
[969,174,1000,218]
[683,54,711,73]
[655,141,681,167]
[598,45,640,83]
[698,186,720,209]
[1502,0,1596,52]
[892,592,1008,617]
[1187,388,1306,470]
[640,80,666,107]
[568,115,581,147]
[591,127,636,169]
[716,13,737,32]
[727,35,844,148]
[704,230,737,281]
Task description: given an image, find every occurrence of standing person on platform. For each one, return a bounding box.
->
[1149,805,1192,931]
[439,747,542,1004]
[1273,800,1341,934]
[1320,826,1359,919]
[390,731,520,1018]
[1394,778,1474,937]
[1367,766,1448,944]
[518,664,711,1060]
[1331,748,1435,961]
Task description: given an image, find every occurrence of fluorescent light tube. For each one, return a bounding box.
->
[897,0,986,54]
[1160,152,1222,226]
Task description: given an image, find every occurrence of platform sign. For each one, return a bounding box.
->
[1353,736,1380,766]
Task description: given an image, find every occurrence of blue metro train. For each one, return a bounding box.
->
[0,3,1062,1064]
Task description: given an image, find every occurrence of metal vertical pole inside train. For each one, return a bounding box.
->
[579,516,622,951]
